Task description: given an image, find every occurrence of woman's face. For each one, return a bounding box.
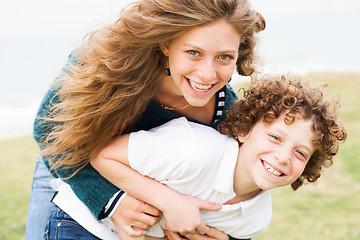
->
[160,18,241,107]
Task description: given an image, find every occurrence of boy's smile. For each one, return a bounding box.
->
[262,161,284,177]
[234,113,316,194]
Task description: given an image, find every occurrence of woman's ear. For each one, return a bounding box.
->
[159,42,169,56]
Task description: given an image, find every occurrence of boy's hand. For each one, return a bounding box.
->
[162,194,221,236]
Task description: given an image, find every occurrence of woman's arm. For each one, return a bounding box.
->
[33,51,123,218]
[34,82,162,236]
[91,134,221,236]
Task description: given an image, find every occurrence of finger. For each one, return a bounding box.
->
[126,220,149,231]
[115,225,133,239]
[196,226,210,235]
[136,212,161,227]
[202,226,228,240]
[165,230,187,240]
[114,223,146,238]
[111,211,148,231]
[185,233,213,240]
[113,197,161,227]
[111,211,149,232]
[123,225,146,237]
[197,199,221,212]
[180,230,197,237]
[141,202,162,217]
[123,194,160,217]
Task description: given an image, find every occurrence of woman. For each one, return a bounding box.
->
[26,0,265,239]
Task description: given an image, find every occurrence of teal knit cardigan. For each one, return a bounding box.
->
[33,52,238,219]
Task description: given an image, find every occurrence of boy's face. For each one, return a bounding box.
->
[237,113,315,191]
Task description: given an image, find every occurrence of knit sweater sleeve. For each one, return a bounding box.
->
[33,51,239,219]
[33,51,119,219]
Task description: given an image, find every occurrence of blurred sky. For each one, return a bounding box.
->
[1,0,360,139]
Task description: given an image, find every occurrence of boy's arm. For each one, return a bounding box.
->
[91,134,220,236]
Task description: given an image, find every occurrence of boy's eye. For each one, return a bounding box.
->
[295,150,307,159]
[270,135,281,142]
[187,50,199,56]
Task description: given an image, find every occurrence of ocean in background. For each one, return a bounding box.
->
[0,34,83,140]
[1,0,360,140]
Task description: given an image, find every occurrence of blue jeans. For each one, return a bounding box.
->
[25,154,56,240]
[44,206,101,240]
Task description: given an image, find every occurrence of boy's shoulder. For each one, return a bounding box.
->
[151,117,220,136]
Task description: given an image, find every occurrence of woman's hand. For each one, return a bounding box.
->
[165,226,229,240]
[161,194,221,236]
[111,194,161,237]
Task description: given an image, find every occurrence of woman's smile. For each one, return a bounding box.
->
[186,77,217,95]
[160,18,241,107]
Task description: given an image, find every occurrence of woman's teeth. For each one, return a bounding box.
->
[188,79,213,92]
[263,161,283,176]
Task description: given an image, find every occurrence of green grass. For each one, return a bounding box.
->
[0,136,37,239]
[252,73,360,240]
[1,73,359,239]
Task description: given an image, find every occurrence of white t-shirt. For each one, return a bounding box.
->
[52,117,272,239]
[128,117,272,239]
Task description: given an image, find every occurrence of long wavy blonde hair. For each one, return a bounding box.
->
[42,0,265,177]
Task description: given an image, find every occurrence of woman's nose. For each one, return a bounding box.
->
[197,59,217,82]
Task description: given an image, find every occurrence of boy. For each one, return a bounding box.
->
[53,74,346,239]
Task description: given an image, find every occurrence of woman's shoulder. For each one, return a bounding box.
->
[224,83,238,102]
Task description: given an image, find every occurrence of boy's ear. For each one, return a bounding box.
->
[237,133,247,143]
[236,134,244,143]
[159,42,169,56]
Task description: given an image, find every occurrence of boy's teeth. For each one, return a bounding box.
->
[263,161,282,176]
[188,79,212,92]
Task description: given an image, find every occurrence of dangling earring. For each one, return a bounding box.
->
[228,77,232,83]
[164,68,171,76]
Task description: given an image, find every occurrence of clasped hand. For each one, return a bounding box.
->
[111,194,226,239]
[161,194,220,236]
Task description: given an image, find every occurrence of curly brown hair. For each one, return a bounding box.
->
[42,0,265,177]
[218,74,347,190]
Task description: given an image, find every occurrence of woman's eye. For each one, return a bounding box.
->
[187,50,199,56]
[218,55,232,61]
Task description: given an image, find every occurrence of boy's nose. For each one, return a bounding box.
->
[274,150,291,165]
